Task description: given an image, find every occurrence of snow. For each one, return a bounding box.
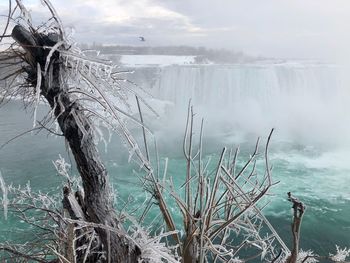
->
[120,55,195,67]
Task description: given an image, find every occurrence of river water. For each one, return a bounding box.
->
[0,62,349,257]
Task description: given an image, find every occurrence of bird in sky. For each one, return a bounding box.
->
[138,36,145,42]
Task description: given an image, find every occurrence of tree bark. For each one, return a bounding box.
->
[12,25,141,262]
[287,192,305,263]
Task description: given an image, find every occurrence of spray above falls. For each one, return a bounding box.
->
[127,61,349,147]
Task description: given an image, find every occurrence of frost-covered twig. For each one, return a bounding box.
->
[145,104,288,262]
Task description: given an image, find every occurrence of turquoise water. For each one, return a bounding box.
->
[0,101,349,257]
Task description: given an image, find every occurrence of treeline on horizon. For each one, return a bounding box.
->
[79,43,265,63]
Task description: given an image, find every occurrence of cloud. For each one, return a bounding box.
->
[22,0,209,47]
[1,0,350,60]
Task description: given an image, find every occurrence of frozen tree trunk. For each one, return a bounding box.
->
[183,235,198,263]
[11,25,140,262]
[287,192,305,263]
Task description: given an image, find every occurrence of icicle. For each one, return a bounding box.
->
[64,55,69,67]
[33,63,42,128]
[0,171,8,220]
[75,59,80,74]
[81,59,85,73]
[128,145,137,163]
[88,63,92,76]
[93,124,108,153]
[106,66,112,78]
[96,64,101,77]
[44,41,64,75]
[71,109,89,145]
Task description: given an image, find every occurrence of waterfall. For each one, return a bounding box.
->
[129,62,349,146]
[151,63,341,110]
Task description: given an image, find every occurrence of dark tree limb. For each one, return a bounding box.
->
[11,24,141,262]
[287,192,305,263]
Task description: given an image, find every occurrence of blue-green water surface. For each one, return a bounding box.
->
[0,101,349,257]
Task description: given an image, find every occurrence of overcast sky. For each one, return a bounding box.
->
[1,0,350,60]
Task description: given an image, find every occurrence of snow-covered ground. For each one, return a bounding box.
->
[120,55,196,67]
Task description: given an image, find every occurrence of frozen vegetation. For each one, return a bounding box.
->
[0,0,349,262]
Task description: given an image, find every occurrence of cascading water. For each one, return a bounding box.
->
[153,63,340,108]
[135,62,350,147]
